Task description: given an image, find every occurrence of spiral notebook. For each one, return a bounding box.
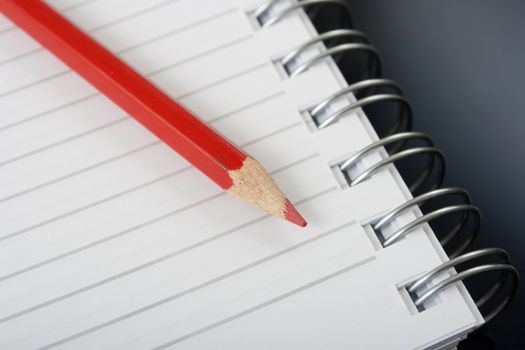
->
[0,0,517,349]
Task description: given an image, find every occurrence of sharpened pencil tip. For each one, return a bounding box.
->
[227,157,307,227]
[284,199,307,227]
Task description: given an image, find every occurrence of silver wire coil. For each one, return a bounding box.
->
[408,248,519,322]
[279,29,382,89]
[255,0,352,29]
[309,79,410,132]
[374,187,480,258]
[339,132,445,193]
[255,0,518,325]
[289,42,380,77]
[281,29,371,66]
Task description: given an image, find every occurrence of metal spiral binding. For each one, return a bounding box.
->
[255,0,518,323]
[309,78,410,132]
[338,132,445,194]
[277,28,381,81]
[408,248,519,322]
[255,0,352,28]
[290,42,380,78]
[374,187,480,258]
[281,29,372,70]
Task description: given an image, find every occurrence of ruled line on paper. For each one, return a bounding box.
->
[0,154,320,288]
[0,159,329,325]
[141,34,254,76]
[0,117,129,168]
[0,148,314,285]
[0,90,286,210]
[0,32,253,133]
[0,27,15,36]
[0,123,306,242]
[0,193,227,288]
[152,257,375,350]
[1,169,189,242]
[0,5,239,96]
[0,47,46,67]
[176,62,267,100]
[0,70,70,99]
[103,4,239,57]
[0,58,263,166]
[85,0,182,33]
[0,141,159,204]
[0,92,99,132]
[0,2,375,349]
[35,194,344,350]
[113,2,228,56]
[0,0,101,35]
[0,85,285,206]
[51,0,104,12]
[0,0,181,66]
[208,91,285,123]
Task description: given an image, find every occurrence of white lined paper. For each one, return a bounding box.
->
[0,9,255,162]
[0,0,482,349]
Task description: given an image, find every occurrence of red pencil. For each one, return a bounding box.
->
[0,0,306,227]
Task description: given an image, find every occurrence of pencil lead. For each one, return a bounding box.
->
[284,199,307,227]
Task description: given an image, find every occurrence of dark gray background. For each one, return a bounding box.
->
[345,1,525,349]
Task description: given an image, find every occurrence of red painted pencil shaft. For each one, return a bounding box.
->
[0,0,243,189]
[0,0,307,227]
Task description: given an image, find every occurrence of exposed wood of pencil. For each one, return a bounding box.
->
[0,0,306,227]
[228,157,306,226]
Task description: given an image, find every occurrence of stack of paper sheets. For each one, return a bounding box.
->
[0,0,483,348]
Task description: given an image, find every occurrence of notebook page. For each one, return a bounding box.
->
[0,0,382,348]
[0,0,481,349]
